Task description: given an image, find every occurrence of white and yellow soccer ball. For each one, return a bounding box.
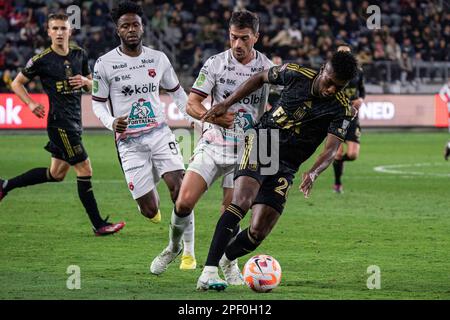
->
[242,254,282,293]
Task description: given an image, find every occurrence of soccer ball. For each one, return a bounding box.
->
[242,254,282,293]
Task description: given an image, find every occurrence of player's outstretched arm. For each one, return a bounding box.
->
[68,74,92,91]
[187,92,234,128]
[300,134,342,198]
[11,72,45,118]
[202,70,269,122]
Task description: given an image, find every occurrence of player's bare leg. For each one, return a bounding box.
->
[73,159,125,236]
[150,171,199,275]
[197,176,260,291]
[136,189,160,221]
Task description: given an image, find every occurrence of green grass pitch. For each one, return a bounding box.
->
[0,131,449,300]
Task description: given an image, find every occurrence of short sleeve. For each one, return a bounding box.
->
[21,57,41,80]
[160,53,180,92]
[328,94,353,141]
[267,64,296,86]
[190,56,216,98]
[82,50,91,77]
[92,58,110,100]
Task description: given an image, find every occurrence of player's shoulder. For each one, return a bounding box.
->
[255,50,273,68]
[334,91,352,116]
[69,43,86,53]
[282,63,318,79]
[95,47,123,66]
[206,50,227,67]
[30,47,53,63]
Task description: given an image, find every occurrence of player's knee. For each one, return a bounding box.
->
[139,204,159,219]
[175,196,194,216]
[347,152,358,161]
[249,226,267,243]
[49,170,66,182]
[232,195,253,212]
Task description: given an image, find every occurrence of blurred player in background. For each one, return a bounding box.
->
[92,2,191,235]
[198,51,358,290]
[150,10,273,283]
[439,78,450,160]
[0,13,125,236]
[332,44,365,193]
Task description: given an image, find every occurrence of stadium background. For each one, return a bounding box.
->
[1,0,450,301]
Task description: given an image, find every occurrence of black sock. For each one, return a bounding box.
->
[225,227,262,261]
[4,167,56,193]
[342,154,351,161]
[333,160,344,185]
[77,176,105,229]
[205,204,246,267]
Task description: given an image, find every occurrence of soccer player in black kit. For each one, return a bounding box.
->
[196,51,358,290]
[332,44,366,194]
[0,14,125,236]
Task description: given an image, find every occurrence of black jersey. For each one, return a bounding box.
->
[343,68,365,101]
[257,63,353,169]
[22,45,91,132]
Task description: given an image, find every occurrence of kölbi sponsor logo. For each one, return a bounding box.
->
[0,98,22,125]
[223,90,261,105]
[121,83,158,96]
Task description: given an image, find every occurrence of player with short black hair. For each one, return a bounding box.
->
[196,51,358,290]
[0,14,125,236]
[92,1,191,234]
[332,44,366,193]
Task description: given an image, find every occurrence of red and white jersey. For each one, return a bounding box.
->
[439,82,450,103]
[92,46,181,140]
[191,49,273,148]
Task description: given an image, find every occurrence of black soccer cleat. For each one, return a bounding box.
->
[445,142,450,161]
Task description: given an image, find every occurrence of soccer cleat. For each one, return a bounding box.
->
[0,179,7,202]
[180,254,197,270]
[150,246,182,275]
[150,210,161,224]
[219,254,244,285]
[333,184,343,194]
[445,142,450,161]
[94,219,126,236]
[196,267,228,291]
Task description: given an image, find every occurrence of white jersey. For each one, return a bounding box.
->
[191,49,273,151]
[92,46,181,140]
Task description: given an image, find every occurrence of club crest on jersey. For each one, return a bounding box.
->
[148,69,156,78]
[128,98,157,129]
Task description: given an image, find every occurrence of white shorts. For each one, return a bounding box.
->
[117,125,185,199]
[187,141,236,189]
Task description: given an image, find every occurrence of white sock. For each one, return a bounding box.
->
[182,210,195,257]
[203,266,218,274]
[168,208,191,253]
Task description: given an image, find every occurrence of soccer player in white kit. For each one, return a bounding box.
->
[92,2,190,227]
[150,11,273,288]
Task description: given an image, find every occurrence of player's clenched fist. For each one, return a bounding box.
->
[113,115,128,133]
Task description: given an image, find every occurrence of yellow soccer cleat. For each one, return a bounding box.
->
[149,210,161,224]
[180,254,197,270]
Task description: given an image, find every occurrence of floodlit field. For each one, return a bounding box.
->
[0,131,449,299]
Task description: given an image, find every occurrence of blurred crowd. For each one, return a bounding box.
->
[0,0,449,92]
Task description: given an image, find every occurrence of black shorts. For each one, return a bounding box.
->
[234,132,295,214]
[345,117,361,144]
[45,127,88,165]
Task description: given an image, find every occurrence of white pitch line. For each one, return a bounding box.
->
[373,162,450,177]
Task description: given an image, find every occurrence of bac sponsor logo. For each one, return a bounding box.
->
[359,102,395,120]
[112,63,127,70]
[121,83,158,96]
[114,74,131,82]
